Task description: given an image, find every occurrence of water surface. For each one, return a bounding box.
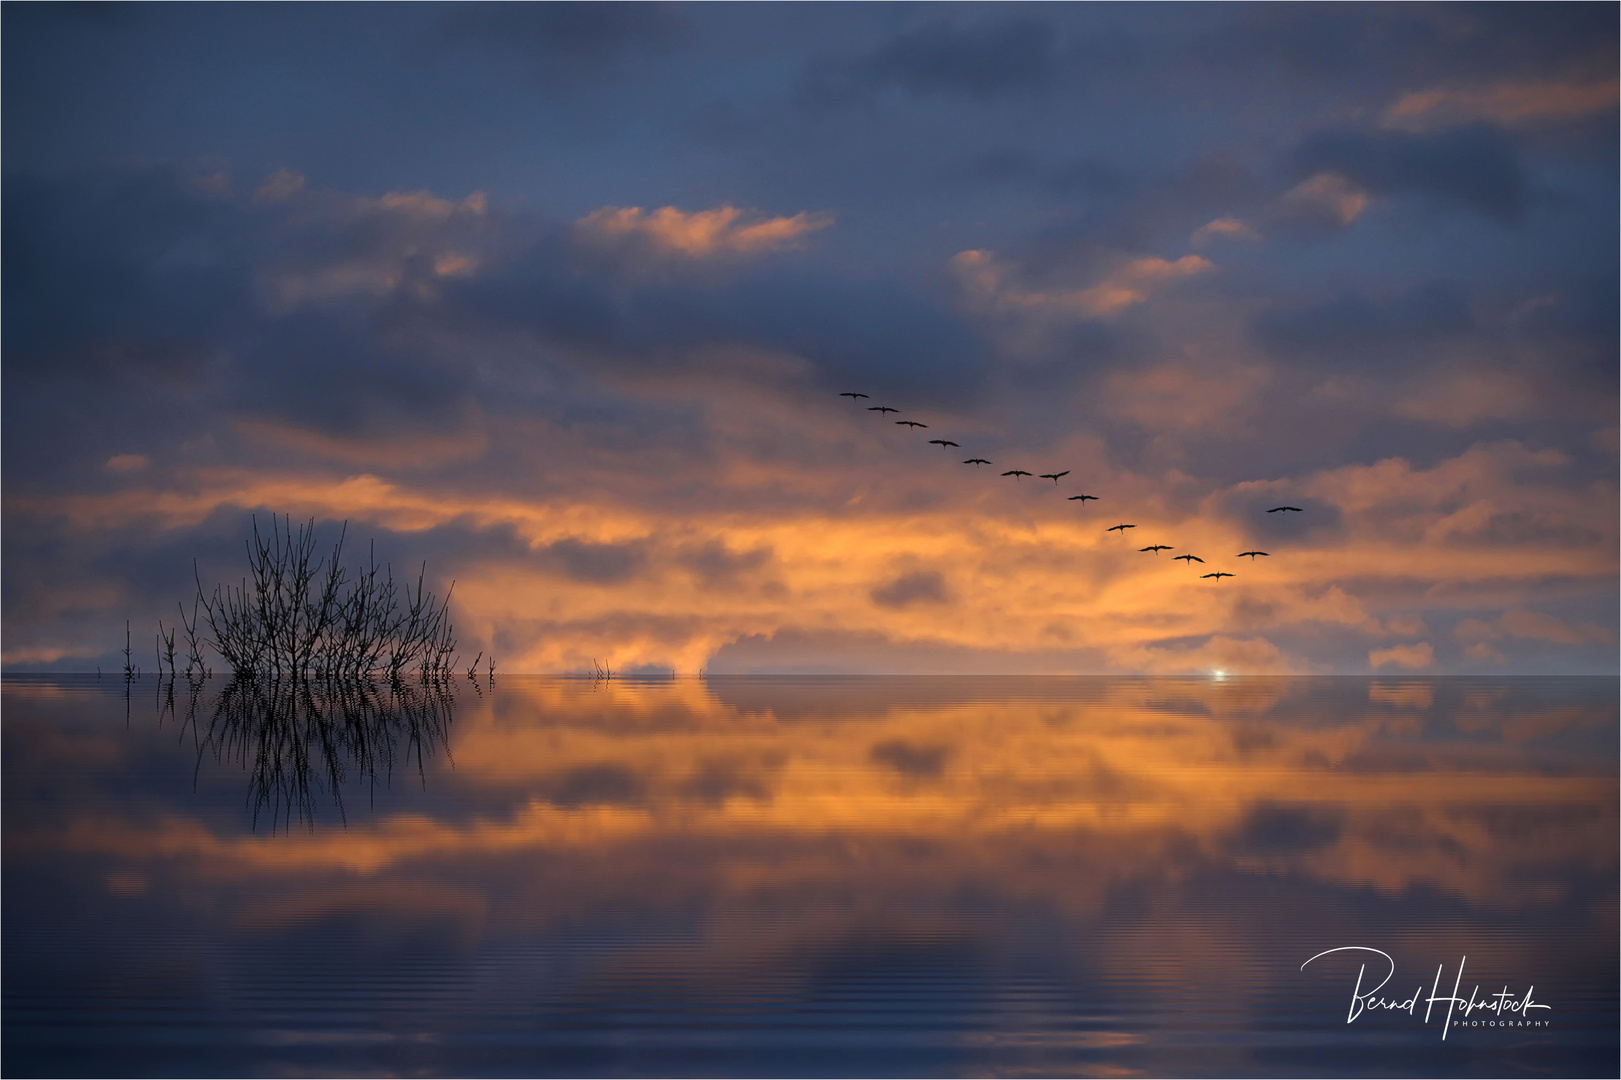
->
[4,675,1616,1076]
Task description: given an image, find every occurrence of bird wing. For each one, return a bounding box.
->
[1053,471,1069,479]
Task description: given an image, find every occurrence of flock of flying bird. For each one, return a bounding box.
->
[840,391,1306,582]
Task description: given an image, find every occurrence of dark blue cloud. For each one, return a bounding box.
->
[448,247,993,405]
[1293,124,1527,223]
[1253,283,1475,363]
[862,16,1060,99]
[435,2,687,87]
[2,169,249,375]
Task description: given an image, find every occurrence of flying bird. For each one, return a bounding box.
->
[1237,551,1270,560]
[1067,494,1099,502]
[1002,470,1032,480]
[1140,545,1172,554]
[1201,572,1235,580]
[1173,554,1204,563]
[1106,523,1136,532]
[868,406,899,414]
[928,439,960,448]
[839,392,869,399]
[897,420,927,428]
[1039,471,1070,484]
[1267,506,1304,513]
[963,458,992,467]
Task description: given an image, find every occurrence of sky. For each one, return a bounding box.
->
[3,2,1616,675]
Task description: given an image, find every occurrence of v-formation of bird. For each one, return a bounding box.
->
[841,392,1305,582]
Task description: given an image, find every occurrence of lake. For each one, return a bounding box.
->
[3,674,1616,1077]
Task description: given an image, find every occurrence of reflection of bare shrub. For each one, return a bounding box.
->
[181,677,455,832]
[184,515,459,681]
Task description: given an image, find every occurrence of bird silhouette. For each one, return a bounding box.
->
[928,439,960,448]
[1173,554,1204,563]
[1267,506,1304,513]
[869,406,898,414]
[1106,523,1136,532]
[1140,545,1172,554]
[1002,470,1032,480]
[1067,494,1099,502]
[963,458,992,467]
[1201,572,1234,580]
[1237,551,1270,560]
[897,420,927,428]
[1038,471,1070,484]
[839,392,869,399]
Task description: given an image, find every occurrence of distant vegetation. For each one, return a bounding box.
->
[171,515,466,683]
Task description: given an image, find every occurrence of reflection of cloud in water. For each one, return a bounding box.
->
[21,676,1609,902]
[5,675,1614,1072]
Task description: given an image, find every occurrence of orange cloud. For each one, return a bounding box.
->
[1276,172,1367,228]
[105,454,150,473]
[8,387,1614,676]
[1190,216,1262,247]
[578,204,833,256]
[1385,78,1619,132]
[952,249,1212,319]
[1369,642,1434,670]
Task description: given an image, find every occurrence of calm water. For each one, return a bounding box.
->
[4,674,1616,1077]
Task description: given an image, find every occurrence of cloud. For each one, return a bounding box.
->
[1271,172,1368,230]
[1384,78,1618,132]
[104,454,150,474]
[1455,609,1614,648]
[436,2,687,86]
[577,204,833,258]
[1253,283,1474,363]
[1392,367,1537,428]
[1292,124,1527,222]
[952,249,1212,319]
[253,168,306,204]
[1105,361,1269,436]
[870,570,949,610]
[1369,642,1434,670]
[860,16,1060,99]
[1190,217,1262,247]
